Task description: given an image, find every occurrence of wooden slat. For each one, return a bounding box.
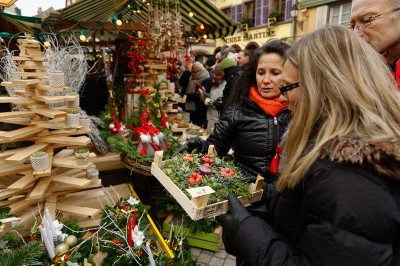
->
[11,79,40,86]
[0,164,32,177]
[7,172,38,190]
[36,96,68,104]
[33,108,65,119]
[35,85,67,92]
[0,111,35,119]
[0,126,43,140]
[52,175,91,187]
[0,186,32,200]
[0,117,32,126]
[56,203,100,218]
[9,198,38,214]
[0,97,32,104]
[0,147,28,159]
[54,149,75,158]
[12,56,43,61]
[5,143,48,164]
[92,152,125,171]
[52,157,94,169]
[38,136,91,146]
[27,175,52,200]
[11,72,46,78]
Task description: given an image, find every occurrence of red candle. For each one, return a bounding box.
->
[132,209,137,230]
[127,215,132,247]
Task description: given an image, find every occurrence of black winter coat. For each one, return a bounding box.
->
[233,138,400,266]
[207,96,291,182]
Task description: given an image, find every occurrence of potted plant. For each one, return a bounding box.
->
[30,151,49,171]
[79,115,91,130]
[86,168,99,181]
[66,91,80,108]
[75,148,90,165]
[65,108,80,128]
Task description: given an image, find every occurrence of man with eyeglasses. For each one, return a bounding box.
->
[350,0,400,90]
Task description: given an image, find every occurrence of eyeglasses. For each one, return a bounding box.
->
[279,82,299,96]
[347,6,400,30]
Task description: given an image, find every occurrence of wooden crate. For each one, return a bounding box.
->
[151,149,264,220]
[163,214,222,252]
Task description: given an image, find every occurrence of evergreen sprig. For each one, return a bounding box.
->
[0,241,44,266]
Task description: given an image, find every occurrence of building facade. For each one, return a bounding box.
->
[213,0,352,53]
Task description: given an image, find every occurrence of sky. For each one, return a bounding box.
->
[15,0,66,17]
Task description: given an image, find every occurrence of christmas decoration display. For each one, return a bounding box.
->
[127,25,155,91]
[151,148,264,220]
[149,0,184,54]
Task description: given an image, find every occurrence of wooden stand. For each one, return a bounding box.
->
[0,38,101,228]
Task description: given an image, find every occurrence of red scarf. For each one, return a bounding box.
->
[248,86,287,116]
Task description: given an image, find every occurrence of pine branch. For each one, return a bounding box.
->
[0,241,44,266]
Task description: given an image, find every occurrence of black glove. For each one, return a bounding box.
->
[172,137,207,157]
[213,97,224,111]
[216,193,252,256]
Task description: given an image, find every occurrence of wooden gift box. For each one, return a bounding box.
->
[163,214,222,252]
[151,148,264,220]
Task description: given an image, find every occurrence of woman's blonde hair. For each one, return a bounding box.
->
[277,25,400,191]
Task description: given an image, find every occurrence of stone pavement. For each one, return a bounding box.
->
[190,244,237,266]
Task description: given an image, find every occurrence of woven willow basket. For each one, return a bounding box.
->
[120,153,153,176]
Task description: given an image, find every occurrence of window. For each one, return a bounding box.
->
[222,7,231,18]
[284,0,293,20]
[255,0,270,26]
[330,3,352,26]
[231,4,243,22]
[243,1,255,27]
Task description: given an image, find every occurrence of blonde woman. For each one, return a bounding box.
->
[217,25,400,265]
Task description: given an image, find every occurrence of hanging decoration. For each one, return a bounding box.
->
[149,0,184,54]
[127,25,155,88]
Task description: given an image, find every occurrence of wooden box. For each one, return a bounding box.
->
[163,214,222,252]
[151,150,264,220]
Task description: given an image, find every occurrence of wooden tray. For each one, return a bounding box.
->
[151,149,264,220]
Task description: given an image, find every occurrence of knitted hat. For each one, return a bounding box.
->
[213,64,222,73]
[220,58,237,70]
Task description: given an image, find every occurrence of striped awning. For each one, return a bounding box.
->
[41,0,238,39]
[1,13,42,36]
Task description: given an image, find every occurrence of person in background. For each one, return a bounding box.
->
[236,49,252,69]
[204,56,216,80]
[198,64,226,132]
[217,25,400,266]
[182,62,211,128]
[350,0,400,89]
[219,58,242,112]
[176,40,291,185]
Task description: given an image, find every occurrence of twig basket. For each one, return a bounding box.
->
[120,153,152,176]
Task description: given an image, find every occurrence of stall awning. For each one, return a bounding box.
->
[1,12,42,36]
[42,0,238,39]
[0,0,17,7]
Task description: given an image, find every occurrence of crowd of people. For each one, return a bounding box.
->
[172,0,400,264]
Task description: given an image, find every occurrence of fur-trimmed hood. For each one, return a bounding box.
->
[321,138,400,181]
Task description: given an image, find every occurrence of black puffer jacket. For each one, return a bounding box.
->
[207,96,291,182]
[234,138,400,266]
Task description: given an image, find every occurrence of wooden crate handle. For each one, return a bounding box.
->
[254,175,264,192]
[154,151,163,167]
